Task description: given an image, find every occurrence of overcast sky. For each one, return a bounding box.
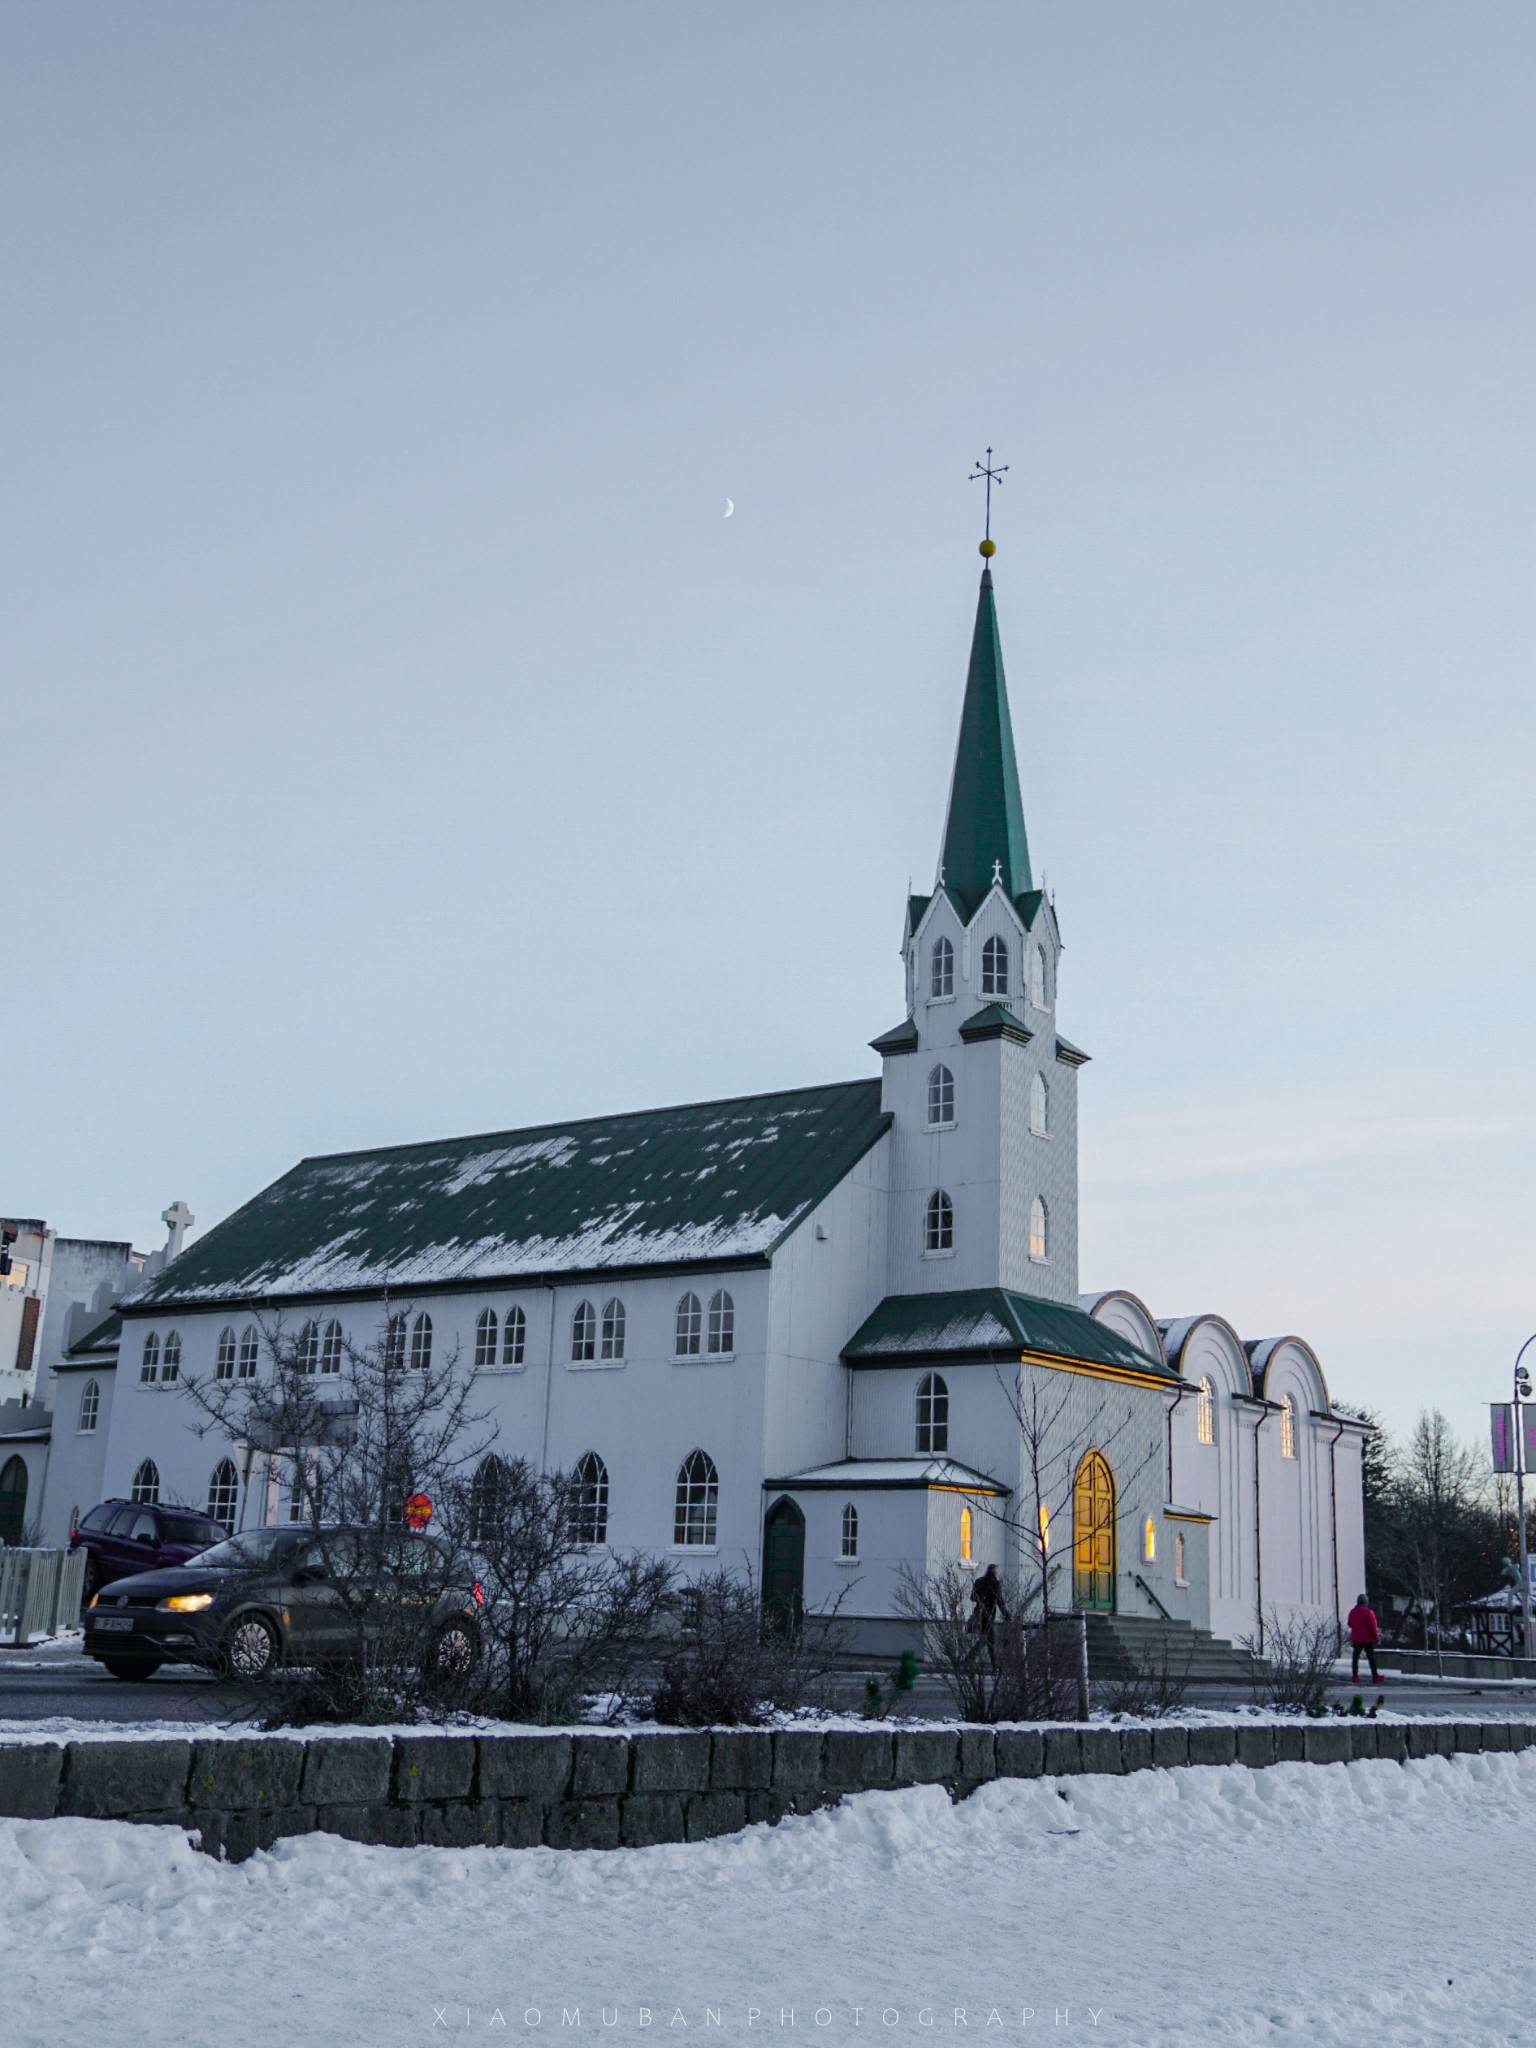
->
[3,3,1533,1451]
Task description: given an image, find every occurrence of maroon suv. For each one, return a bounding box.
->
[70,1500,226,1601]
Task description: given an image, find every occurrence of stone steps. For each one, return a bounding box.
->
[1085,1612,1263,1686]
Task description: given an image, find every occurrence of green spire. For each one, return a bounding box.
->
[937,565,1033,917]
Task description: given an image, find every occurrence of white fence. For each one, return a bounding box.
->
[0,1547,88,1645]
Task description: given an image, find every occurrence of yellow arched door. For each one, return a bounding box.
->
[1073,1450,1117,1611]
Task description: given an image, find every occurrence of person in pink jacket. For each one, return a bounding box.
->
[1347,1594,1381,1684]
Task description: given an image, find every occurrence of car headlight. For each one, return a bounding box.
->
[156,1592,215,1613]
[87,1592,99,1609]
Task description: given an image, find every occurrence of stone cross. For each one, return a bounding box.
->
[162,1200,195,1259]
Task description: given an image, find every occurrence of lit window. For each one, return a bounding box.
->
[674,1449,719,1547]
[675,1292,702,1357]
[1029,1071,1048,1136]
[916,1372,949,1454]
[1175,1531,1188,1585]
[1197,1378,1215,1445]
[502,1304,527,1367]
[981,934,1008,998]
[469,1456,506,1544]
[206,1458,239,1532]
[295,1321,318,1376]
[238,1325,259,1379]
[925,1189,954,1254]
[320,1320,343,1375]
[140,1332,160,1385]
[931,935,954,999]
[1029,1196,1048,1262]
[1280,1394,1297,1459]
[841,1502,859,1559]
[474,1308,498,1369]
[1144,1516,1156,1563]
[600,1298,626,1361]
[1030,946,1048,1008]
[1038,1502,1050,1554]
[131,1458,160,1505]
[160,1331,181,1384]
[570,1451,609,1547]
[215,1327,236,1382]
[78,1378,100,1433]
[707,1289,734,1355]
[410,1312,433,1371]
[571,1300,596,1362]
[960,1504,973,1562]
[927,1064,955,1127]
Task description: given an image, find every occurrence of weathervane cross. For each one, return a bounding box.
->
[969,447,1008,543]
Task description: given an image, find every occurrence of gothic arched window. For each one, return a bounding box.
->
[296,1321,319,1376]
[1029,1196,1049,1261]
[924,1190,954,1254]
[931,935,954,999]
[410,1312,434,1371]
[674,1450,719,1547]
[600,1298,626,1361]
[320,1319,344,1375]
[916,1372,949,1454]
[160,1331,181,1383]
[131,1458,160,1505]
[78,1378,100,1433]
[570,1451,610,1547]
[959,1504,973,1562]
[474,1308,498,1369]
[675,1292,702,1358]
[139,1331,160,1385]
[207,1458,239,1532]
[1280,1394,1297,1459]
[570,1301,596,1362]
[841,1502,859,1559]
[469,1456,507,1544]
[238,1325,259,1379]
[707,1289,734,1355]
[1029,1070,1048,1136]
[215,1327,236,1382]
[927,1064,955,1127]
[981,935,1008,998]
[1197,1377,1215,1445]
[502,1304,527,1367]
[1029,945,1048,1008]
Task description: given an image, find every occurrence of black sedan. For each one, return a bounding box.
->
[83,1524,483,1683]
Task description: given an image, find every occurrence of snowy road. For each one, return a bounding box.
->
[3,1749,1532,2046]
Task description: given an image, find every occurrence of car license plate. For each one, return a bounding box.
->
[94,1615,135,1632]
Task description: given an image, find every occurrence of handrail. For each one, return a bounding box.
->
[1132,1571,1173,1621]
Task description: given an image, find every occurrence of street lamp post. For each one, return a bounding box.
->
[1514,1337,1536,1663]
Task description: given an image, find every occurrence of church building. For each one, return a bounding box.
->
[77,550,1368,1659]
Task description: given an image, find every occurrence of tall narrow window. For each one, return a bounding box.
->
[1029,1196,1049,1262]
[600,1298,626,1361]
[916,1372,949,1454]
[570,1452,610,1547]
[959,1505,973,1562]
[927,1064,955,1127]
[320,1319,343,1375]
[469,1456,506,1544]
[1175,1531,1188,1585]
[841,1502,859,1559]
[707,1289,734,1355]
[924,1190,954,1254]
[140,1332,160,1385]
[474,1308,498,1369]
[295,1321,319,1376]
[981,934,1008,997]
[160,1331,181,1384]
[1280,1394,1297,1459]
[131,1458,160,1505]
[215,1327,237,1382]
[931,935,954,999]
[571,1300,597,1362]
[674,1450,719,1547]
[238,1325,259,1379]
[1144,1516,1157,1563]
[675,1292,702,1357]
[78,1378,100,1433]
[1196,1377,1215,1446]
[1029,945,1048,1008]
[409,1312,433,1370]
[1029,1071,1049,1136]
[206,1458,239,1532]
[383,1314,407,1369]
[1038,1503,1051,1554]
[502,1304,527,1367]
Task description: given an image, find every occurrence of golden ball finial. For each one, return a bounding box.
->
[979,538,996,558]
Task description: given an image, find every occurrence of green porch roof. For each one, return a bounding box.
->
[132,1080,891,1311]
[842,1288,1174,1379]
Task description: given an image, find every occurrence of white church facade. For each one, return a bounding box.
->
[46,554,1368,1657]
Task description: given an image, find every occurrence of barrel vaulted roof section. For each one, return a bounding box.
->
[131,1080,891,1310]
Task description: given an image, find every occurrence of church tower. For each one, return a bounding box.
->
[871,557,1084,1302]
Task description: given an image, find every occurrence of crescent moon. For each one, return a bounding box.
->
[723,498,734,518]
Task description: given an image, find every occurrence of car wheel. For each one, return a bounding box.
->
[101,1655,162,1681]
[222,1614,281,1683]
[427,1619,480,1684]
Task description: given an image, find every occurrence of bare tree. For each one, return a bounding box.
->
[894,1563,1085,1722]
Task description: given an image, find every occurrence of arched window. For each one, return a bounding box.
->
[981,934,1008,998]
[383,1313,407,1369]
[915,1372,949,1454]
[160,1331,181,1383]
[474,1308,498,1369]
[296,1321,319,1376]
[841,1502,859,1559]
[707,1289,734,1356]
[131,1458,160,1506]
[409,1312,433,1371]
[927,1064,955,1127]
[600,1297,626,1361]
[959,1504,973,1563]
[925,1189,954,1254]
[1280,1394,1297,1459]
[0,1457,27,1547]
[1174,1531,1188,1585]
[464,1456,504,1544]
[215,1327,236,1382]
[503,1304,527,1367]
[320,1319,343,1375]
[675,1292,702,1358]
[78,1378,100,1434]
[1029,945,1048,1008]
[1144,1516,1157,1564]
[674,1450,719,1547]
[931,934,954,999]
[1029,1071,1049,1136]
[1038,1503,1051,1555]
[571,1300,597,1362]
[238,1325,259,1379]
[206,1458,239,1532]
[1197,1377,1215,1445]
[1029,1196,1049,1261]
[570,1452,610,1547]
[139,1331,160,1385]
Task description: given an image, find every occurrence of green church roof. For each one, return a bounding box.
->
[842,1288,1174,1379]
[130,1080,891,1311]
[937,567,1033,920]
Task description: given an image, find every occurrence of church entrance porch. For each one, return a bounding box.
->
[1073,1449,1117,1611]
[762,1495,805,1631]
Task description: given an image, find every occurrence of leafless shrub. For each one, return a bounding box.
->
[1095,1639,1192,1719]
[895,1565,1085,1723]
[650,1568,847,1726]
[1242,1609,1340,1714]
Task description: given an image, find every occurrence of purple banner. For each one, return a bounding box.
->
[1493,1404,1515,1474]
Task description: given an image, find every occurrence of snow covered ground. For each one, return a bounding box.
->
[3,1751,1530,2046]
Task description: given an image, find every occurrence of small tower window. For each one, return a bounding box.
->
[571,1301,597,1362]
[1030,945,1049,1009]
[924,1190,954,1254]
[927,1064,955,1127]
[1029,1196,1049,1262]
[474,1308,498,1369]
[675,1292,702,1357]
[1280,1394,1297,1459]
[841,1502,859,1559]
[502,1304,527,1367]
[600,1297,626,1361]
[981,935,1008,998]
[1029,1071,1048,1136]
[915,1372,949,1454]
[1197,1377,1215,1445]
[931,935,954,999]
[320,1319,343,1374]
[959,1504,973,1563]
